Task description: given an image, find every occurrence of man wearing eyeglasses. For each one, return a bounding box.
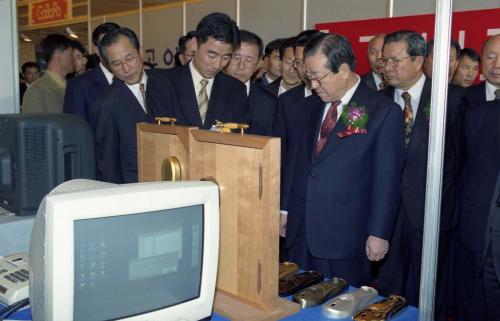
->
[147,13,248,130]
[283,33,404,286]
[93,27,158,184]
[64,22,120,128]
[376,30,463,321]
[273,30,322,261]
[266,37,302,97]
[224,29,277,136]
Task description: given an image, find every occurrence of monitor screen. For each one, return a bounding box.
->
[73,205,204,321]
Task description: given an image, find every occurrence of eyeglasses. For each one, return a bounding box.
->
[307,71,332,87]
[293,59,304,69]
[378,56,412,67]
[109,54,139,71]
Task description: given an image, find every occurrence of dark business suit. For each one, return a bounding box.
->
[247,82,277,136]
[273,84,314,211]
[94,74,155,184]
[266,77,281,97]
[483,169,500,321]
[456,99,500,321]
[360,72,378,91]
[63,66,111,129]
[377,77,463,320]
[147,64,248,130]
[285,80,404,286]
[19,82,27,105]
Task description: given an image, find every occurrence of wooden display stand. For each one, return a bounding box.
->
[137,124,300,320]
[136,123,196,182]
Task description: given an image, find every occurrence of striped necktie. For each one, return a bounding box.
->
[139,83,147,114]
[495,88,500,100]
[198,79,209,124]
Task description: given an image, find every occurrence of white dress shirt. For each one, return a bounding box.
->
[320,75,361,126]
[372,72,384,90]
[99,63,114,85]
[190,60,214,99]
[394,73,426,117]
[125,72,148,112]
[485,80,499,102]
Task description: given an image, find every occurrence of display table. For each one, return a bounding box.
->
[0,209,34,257]
[2,290,419,321]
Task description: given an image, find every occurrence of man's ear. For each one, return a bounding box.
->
[339,63,350,79]
[415,55,425,69]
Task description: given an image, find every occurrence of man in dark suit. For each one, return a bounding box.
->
[376,30,463,321]
[453,36,500,321]
[283,33,404,286]
[360,34,385,91]
[94,27,157,184]
[456,96,500,321]
[63,22,120,128]
[19,62,40,107]
[224,30,277,136]
[483,168,500,321]
[266,37,301,97]
[255,38,283,86]
[148,13,248,130]
[274,30,322,248]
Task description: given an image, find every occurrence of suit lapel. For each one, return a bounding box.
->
[307,99,326,164]
[115,80,150,120]
[406,77,431,157]
[179,66,203,127]
[314,82,371,165]
[93,66,110,89]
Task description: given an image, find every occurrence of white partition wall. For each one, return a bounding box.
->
[307,0,388,29]
[186,0,236,32]
[240,0,302,45]
[143,6,183,68]
[1,0,19,114]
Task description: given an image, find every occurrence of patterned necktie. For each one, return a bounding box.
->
[198,79,209,124]
[139,83,147,114]
[316,100,341,156]
[402,92,414,148]
[495,88,500,100]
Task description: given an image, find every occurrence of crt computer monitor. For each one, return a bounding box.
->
[29,179,220,321]
[0,113,95,216]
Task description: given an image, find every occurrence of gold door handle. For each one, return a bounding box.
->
[155,117,177,126]
[214,120,250,134]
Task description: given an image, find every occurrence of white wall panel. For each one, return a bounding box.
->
[143,6,183,68]
[240,0,302,46]
[186,0,236,32]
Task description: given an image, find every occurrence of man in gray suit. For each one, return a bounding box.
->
[23,34,74,113]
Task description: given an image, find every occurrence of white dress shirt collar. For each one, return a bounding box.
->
[485,80,499,102]
[125,72,148,112]
[394,73,426,116]
[245,80,251,96]
[321,75,361,124]
[190,60,214,100]
[372,72,383,90]
[99,62,114,85]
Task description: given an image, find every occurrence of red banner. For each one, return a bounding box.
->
[29,0,72,26]
[315,8,500,75]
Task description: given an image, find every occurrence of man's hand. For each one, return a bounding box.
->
[365,235,389,261]
[280,212,287,237]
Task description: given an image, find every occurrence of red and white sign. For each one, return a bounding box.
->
[315,8,500,75]
[29,0,72,26]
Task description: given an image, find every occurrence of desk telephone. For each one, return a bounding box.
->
[0,253,29,306]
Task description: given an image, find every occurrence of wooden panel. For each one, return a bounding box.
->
[188,130,284,310]
[136,123,196,182]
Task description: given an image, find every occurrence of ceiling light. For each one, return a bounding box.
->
[65,27,78,39]
[20,33,32,42]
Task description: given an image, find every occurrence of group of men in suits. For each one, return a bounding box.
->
[59,12,499,320]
